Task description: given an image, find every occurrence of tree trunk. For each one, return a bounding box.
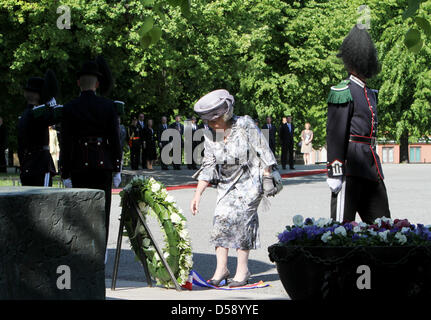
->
[399,131,409,163]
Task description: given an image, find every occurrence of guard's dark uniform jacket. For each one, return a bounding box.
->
[60,91,122,177]
[327,74,390,223]
[18,104,56,186]
[327,74,383,181]
[59,90,122,243]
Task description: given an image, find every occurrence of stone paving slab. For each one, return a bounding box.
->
[105,164,431,300]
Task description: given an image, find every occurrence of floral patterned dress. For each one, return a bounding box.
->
[192,115,277,250]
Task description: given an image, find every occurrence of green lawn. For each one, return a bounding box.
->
[0,172,62,187]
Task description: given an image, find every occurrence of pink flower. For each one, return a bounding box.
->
[394,219,411,229]
[350,221,359,227]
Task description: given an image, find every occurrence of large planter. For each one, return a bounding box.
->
[268,244,431,300]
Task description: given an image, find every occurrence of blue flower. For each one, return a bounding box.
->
[352,233,360,241]
[344,223,353,232]
[305,218,314,225]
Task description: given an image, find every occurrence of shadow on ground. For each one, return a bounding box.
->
[105,249,277,285]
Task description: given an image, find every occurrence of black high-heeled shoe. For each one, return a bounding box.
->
[207,270,230,287]
[229,271,251,288]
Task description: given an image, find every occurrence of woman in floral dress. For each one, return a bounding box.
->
[190,89,278,287]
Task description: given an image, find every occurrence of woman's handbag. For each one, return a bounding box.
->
[268,165,283,196]
[245,133,283,197]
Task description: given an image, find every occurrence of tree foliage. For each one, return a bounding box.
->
[0,0,429,160]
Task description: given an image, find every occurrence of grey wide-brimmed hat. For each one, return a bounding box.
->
[194,89,235,121]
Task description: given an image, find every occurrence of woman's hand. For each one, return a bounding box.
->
[190,193,201,215]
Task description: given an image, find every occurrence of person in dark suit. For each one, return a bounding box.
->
[279,115,295,170]
[0,117,7,173]
[127,117,141,170]
[18,71,58,186]
[60,58,122,244]
[187,116,199,170]
[144,119,157,170]
[157,116,170,170]
[326,25,390,224]
[261,116,277,155]
[169,114,184,170]
[137,113,147,169]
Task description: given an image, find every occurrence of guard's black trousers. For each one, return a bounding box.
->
[21,172,53,187]
[71,171,112,245]
[331,176,390,224]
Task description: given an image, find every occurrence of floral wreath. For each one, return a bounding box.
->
[120,176,193,287]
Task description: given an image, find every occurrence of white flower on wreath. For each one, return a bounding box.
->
[293,215,304,227]
[378,230,390,242]
[185,255,193,268]
[170,212,182,224]
[321,231,332,243]
[395,232,407,245]
[179,229,190,240]
[151,182,161,193]
[166,195,175,203]
[334,226,347,237]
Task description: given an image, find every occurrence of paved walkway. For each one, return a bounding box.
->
[105,164,431,300]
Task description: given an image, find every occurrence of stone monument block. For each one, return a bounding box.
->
[0,187,106,300]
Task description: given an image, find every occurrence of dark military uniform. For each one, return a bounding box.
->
[60,90,122,243]
[18,104,56,186]
[326,74,390,223]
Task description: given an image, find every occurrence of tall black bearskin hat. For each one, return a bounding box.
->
[23,77,44,95]
[41,69,59,103]
[337,24,380,79]
[95,55,113,96]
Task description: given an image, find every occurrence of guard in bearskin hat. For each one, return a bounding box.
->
[326,24,390,224]
[17,70,58,186]
[59,56,122,245]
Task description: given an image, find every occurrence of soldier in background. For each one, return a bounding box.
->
[60,56,122,244]
[326,25,390,223]
[18,71,58,186]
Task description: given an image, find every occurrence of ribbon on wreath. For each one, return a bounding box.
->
[181,270,269,291]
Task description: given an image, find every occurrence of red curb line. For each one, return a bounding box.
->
[111,169,327,194]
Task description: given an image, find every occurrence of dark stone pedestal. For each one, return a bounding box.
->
[0,187,106,300]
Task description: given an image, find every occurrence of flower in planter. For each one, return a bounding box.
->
[293,215,304,227]
[277,216,431,247]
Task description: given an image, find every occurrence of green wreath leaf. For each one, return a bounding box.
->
[120,176,193,287]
